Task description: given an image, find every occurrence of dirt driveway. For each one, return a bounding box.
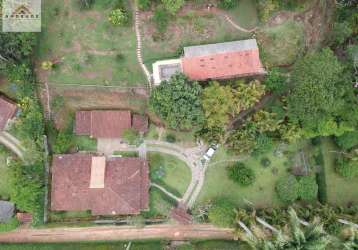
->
[0,224,234,243]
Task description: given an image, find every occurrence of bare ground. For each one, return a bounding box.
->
[0,224,234,243]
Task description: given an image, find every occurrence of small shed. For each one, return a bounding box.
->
[0,200,15,223]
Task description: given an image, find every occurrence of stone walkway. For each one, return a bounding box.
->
[133,4,152,90]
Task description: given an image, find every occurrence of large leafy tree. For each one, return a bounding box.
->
[149,73,203,130]
[232,80,266,114]
[0,33,36,67]
[202,81,234,129]
[288,48,353,137]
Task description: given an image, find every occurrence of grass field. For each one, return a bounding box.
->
[321,138,358,206]
[227,0,259,29]
[0,148,11,200]
[0,240,249,250]
[74,136,97,152]
[37,0,145,86]
[148,152,191,197]
[257,20,305,67]
[144,189,175,218]
[197,141,311,208]
[140,3,251,70]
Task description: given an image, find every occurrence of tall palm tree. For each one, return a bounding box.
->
[240,208,332,250]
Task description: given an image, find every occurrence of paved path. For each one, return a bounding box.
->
[0,131,26,161]
[0,224,234,243]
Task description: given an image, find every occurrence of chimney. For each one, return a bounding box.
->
[89,156,106,189]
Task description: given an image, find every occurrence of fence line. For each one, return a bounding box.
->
[43,135,50,224]
[47,83,148,89]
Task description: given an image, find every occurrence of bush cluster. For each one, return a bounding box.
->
[228,162,255,186]
[208,198,236,228]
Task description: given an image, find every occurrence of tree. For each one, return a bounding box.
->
[227,123,257,154]
[108,9,129,26]
[335,157,358,178]
[0,33,36,65]
[263,68,287,94]
[53,131,73,154]
[161,0,185,15]
[250,110,281,133]
[232,80,266,114]
[208,198,236,228]
[335,131,358,150]
[122,128,140,145]
[149,73,203,130]
[288,48,348,137]
[331,22,353,46]
[275,175,299,203]
[228,162,256,186]
[202,81,234,129]
[297,175,318,201]
[218,0,237,9]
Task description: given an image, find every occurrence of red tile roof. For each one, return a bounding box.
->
[74,111,132,138]
[132,114,148,134]
[75,111,149,138]
[0,97,17,131]
[182,49,265,81]
[51,154,149,215]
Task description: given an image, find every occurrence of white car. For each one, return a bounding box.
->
[203,147,216,161]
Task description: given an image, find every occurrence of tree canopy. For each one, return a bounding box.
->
[288,48,354,137]
[149,73,203,130]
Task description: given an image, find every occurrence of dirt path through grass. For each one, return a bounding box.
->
[0,224,234,243]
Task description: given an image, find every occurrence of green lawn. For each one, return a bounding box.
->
[148,152,191,197]
[0,241,164,250]
[257,20,305,67]
[73,136,97,152]
[321,138,358,206]
[197,142,309,208]
[141,4,251,70]
[48,210,92,222]
[227,0,259,29]
[37,0,145,86]
[0,147,11,200]
[143,189,175,218]
[0,240,250,250]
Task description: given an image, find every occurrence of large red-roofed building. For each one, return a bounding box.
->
[152,39,266,85]
[75,111,148,139]
[50,154,149,215]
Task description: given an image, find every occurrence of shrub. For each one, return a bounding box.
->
[0,218,20,232]
[161,0,185,15]
[331,21,353,46]
[208,198,236,228]
[218,0,237,9]
[165,133,176,143]
[263,68,287,94]
[335,131,358,150]
[137,0,151,10]
[275,175,299,203]
[153,7,170,33]
[260,157,271,168]
[77,0,95,10]
[122,128,141,145]
[108,8,129,26]
[297,175,318,201]
[53,131,73,154]
[228,162,255,186]
[335,158,358,178]
[115,53,125,62]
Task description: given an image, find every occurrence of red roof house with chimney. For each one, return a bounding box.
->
[75,110,148,138]
[51,154,149,215]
